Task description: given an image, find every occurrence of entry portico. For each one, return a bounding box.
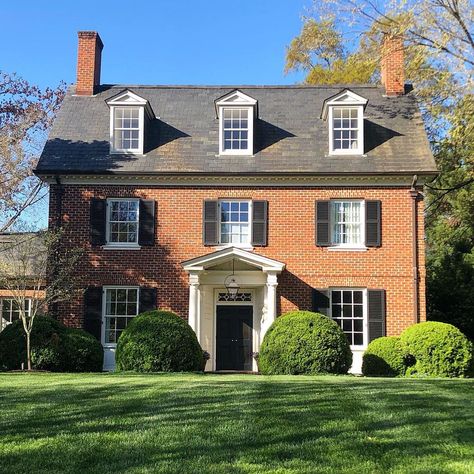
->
[182,247,285,371]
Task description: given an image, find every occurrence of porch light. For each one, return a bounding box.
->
[224,259,240,299]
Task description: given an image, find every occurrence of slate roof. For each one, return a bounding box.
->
[35,84,437,176]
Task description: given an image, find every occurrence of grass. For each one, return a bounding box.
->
[0,373,473,473]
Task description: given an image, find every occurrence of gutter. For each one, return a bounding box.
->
[409,175,419,324]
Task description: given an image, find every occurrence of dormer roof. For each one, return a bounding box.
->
[214,89,258,117]
[321,89,368,120]
[105,89,155,119]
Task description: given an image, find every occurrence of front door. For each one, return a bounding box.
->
[216,305,253,371]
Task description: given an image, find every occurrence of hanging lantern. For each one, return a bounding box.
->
[224,259,240,299]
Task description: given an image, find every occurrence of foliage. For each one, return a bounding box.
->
[0,227,84,370]
[0,72,65,231]
[116,310,204,372]
[362,336,413,377]
[0,315,103,372]
[400,321,474,377]
[258,311,352,375]
[426,97,474,340]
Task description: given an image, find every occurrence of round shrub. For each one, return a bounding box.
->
[362,336,413,377]
[400,322,474,377]
[115,310,204,372]
[258,311,352,375]
[62,328,104,372]
[0,315,103,372]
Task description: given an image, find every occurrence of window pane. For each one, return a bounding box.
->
[331,290,365,347]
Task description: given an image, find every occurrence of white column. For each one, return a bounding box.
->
[261,271,278,340]
[188,272,201,337]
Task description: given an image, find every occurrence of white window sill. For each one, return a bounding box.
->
[102,244,141,251]
[350,346,367,352]
[216,244,254,251]
[216,153,255,158]
[327,246,368,252]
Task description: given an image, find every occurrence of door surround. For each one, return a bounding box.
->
[213,288,256,371]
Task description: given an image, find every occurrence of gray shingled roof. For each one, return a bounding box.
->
[35,84,437,176]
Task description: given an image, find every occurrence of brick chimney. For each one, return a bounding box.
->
[381,34,405,96]
[76,31,103,96]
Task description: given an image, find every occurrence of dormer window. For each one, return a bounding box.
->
[106,90,155,155]
[321,89,368,156]
[215,90,257,155]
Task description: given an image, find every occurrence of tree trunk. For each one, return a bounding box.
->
[26,332,32,371]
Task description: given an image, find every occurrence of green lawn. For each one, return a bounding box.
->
[0,373,473,474]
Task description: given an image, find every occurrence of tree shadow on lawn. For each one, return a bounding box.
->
[0,375,473,473]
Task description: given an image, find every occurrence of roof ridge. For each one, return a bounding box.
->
[97,83,382,90]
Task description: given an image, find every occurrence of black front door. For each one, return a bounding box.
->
[216,305,253,371]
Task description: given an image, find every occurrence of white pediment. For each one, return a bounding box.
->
[182,247,285,273]
[321,89,368,120]
[106,89,155,119]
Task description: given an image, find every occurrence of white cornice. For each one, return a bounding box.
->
[39,173,434,187]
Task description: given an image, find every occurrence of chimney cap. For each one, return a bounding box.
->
[77,31,103,49]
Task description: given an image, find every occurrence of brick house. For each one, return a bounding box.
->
[34,31,437,372]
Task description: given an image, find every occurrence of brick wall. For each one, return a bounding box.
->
[49,184,426,336]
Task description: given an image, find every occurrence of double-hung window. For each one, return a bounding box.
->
[106,199,139,246]
[220,200,251,245]
[215,90,256,155]
[223,108,249,152]
[1,298,31,331]
[103,287,139,344]
[330,289,366,347]
[331,200,365,247]
[113,107,140,152]
[331,107,361,152]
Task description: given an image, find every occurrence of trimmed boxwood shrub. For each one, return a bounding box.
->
[0,315,103,372]
[400,322,473,377]
[362,336,413,377]
[115,310,204,372]
[258,311,352,375]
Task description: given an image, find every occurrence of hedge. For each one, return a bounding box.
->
[258,311,352,375]
[0,316,103,372]
[115,310,204,372]
[400,321,473,377]
[362,336,413,377]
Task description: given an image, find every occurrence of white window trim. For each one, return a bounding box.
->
[1,298,32,331]
[104,198,141,249]
[329,288,368,350]
[328,199,367,250]
[101,286,140,348]
[218,106,254,156]
[217,199,253,248]
[328,105,364,155]
[109,105,145,155]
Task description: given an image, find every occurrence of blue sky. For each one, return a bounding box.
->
[1,0,311,88]
[1,0,312,229]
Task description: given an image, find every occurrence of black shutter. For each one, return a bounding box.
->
[251,200,268,246]
[139,287,157,313]
[83,287,103,340]
[90,198,106,246]
[138,200,156,246]
[316,201,331,246]
[312,288,330,316]
[368,289,386,342]
[366,200,381,247]
[203,200,219,245]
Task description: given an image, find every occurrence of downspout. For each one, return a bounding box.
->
[54,176,64,229]
[409,175,419,324]
[51,176,64,319]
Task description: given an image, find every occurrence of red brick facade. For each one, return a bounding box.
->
[49,183,426,336]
